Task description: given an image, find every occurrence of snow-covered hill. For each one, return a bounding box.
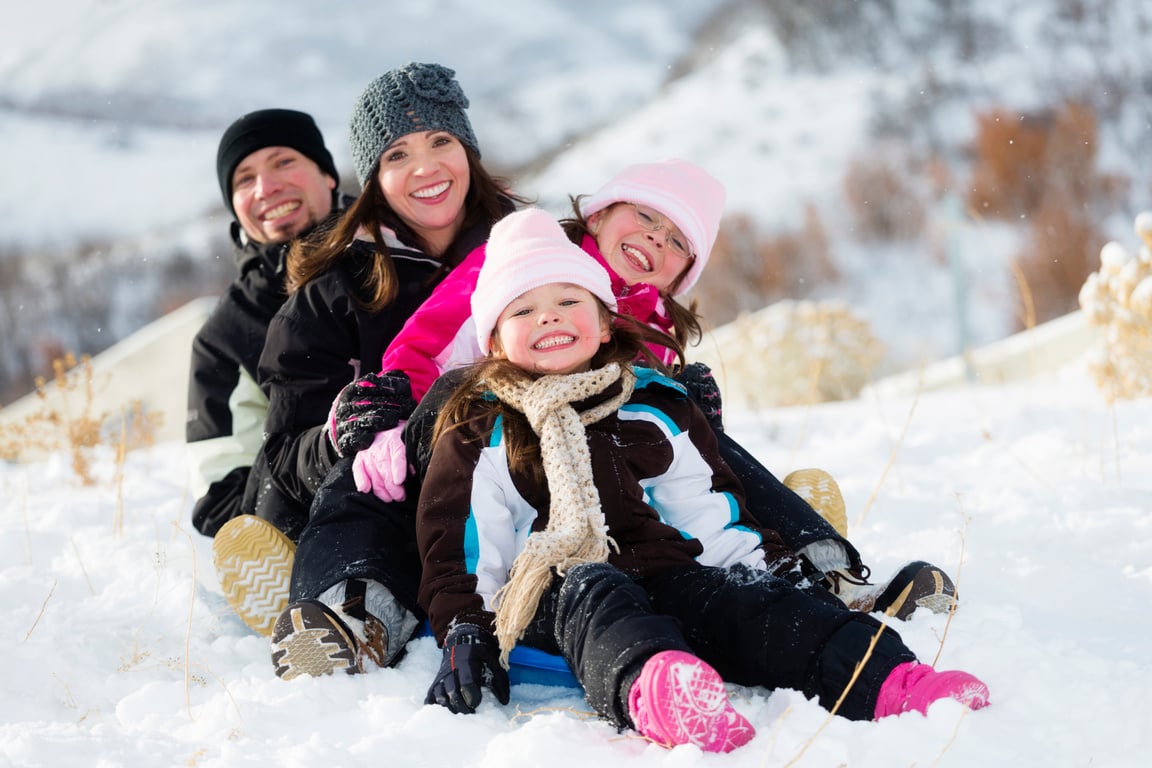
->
[2,356,1149,767]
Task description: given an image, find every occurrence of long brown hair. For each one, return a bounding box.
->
[559,196,704,353]
[286,144,527,312]
[431,307,684,482]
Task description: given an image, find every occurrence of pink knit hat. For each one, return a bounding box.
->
[473,208,617,355]
[579,159,726,295]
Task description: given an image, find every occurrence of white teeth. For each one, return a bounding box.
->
[534,335,574,350]
[412,181,450,199]
[622,244,652,271]
[262,201,300,220]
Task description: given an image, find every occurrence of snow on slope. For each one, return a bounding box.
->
[2,358,1150,766]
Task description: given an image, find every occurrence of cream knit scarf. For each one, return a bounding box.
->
[485,362,636,666]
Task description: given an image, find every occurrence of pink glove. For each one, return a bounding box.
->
[352,423,409,502]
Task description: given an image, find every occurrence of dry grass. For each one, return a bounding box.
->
[930,505,968,668]
[23,579,57,643]
[854,365,922,529]
[172,521,198,721]
[0,353,160,486]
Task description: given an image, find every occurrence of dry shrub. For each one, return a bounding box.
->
[711,300,885,408]
[0,353,159,484]
[843,149,928,241]
[1009,100,1119,327]
[1079,212,1152,401]
[1013,199,1100,326]
[966,99,1124,328]
[696,206,838,326]
[967,108,1051,218]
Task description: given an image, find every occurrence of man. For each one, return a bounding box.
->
[185,109,352,635]
[186,109,346,532]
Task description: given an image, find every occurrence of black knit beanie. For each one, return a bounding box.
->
[348,62,479,188]
[216,108,339,215]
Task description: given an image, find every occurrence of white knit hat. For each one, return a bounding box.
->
[473,208,617,355]
[579,158,726,295]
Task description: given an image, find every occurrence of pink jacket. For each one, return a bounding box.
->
[379,234,678,401]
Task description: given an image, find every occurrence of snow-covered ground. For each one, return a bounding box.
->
[3,357,1149,767]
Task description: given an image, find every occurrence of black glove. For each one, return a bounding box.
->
[329,370,418,456]
[425,624,510,714]
[677,362,724,433]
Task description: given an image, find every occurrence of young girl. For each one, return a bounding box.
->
[416,208,989,752]
[336,159,955,625]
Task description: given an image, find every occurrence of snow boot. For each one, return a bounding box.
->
[783,467,848,538]
[874,661,990,717]
[270,600,359,679]
[627,650,755,752]
[826,561,957,620]
[270,578,419,679]
[213,514,294,636]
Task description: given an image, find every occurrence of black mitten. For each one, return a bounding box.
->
[425,624,510,714]
[677,362,724,432]
[328,370,418,456]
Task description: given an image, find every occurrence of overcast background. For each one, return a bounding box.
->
[1,0,1149,404]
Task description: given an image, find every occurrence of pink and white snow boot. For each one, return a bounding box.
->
[627,650,755,752]
[874,661,990,718]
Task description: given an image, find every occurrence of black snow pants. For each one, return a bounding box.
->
[535,561,915,729]
[288,457,424,620]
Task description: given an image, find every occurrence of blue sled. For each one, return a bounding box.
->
[417,621,580,689]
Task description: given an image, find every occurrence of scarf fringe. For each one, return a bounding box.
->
[487,364,634,661]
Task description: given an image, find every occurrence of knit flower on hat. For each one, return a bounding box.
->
[405,63,470,108]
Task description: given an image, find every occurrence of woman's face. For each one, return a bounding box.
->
[375,130,471,257]
[588,203,694,291]
[492,283,610,375]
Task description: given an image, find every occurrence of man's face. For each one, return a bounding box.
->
[231,146,336,244]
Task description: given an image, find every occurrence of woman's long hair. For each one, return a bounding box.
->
[431,307,685,483]
[559,196,704,354]
[286,144,527,312]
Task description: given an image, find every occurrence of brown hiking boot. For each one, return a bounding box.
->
[826,561,958,620]
[271,600,362,679]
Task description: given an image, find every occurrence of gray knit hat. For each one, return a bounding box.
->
[348,62,480,188]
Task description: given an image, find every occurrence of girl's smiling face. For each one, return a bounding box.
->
[588,202,695,291]
[492,283,611,374]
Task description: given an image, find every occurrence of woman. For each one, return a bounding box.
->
[212,62,524,642]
